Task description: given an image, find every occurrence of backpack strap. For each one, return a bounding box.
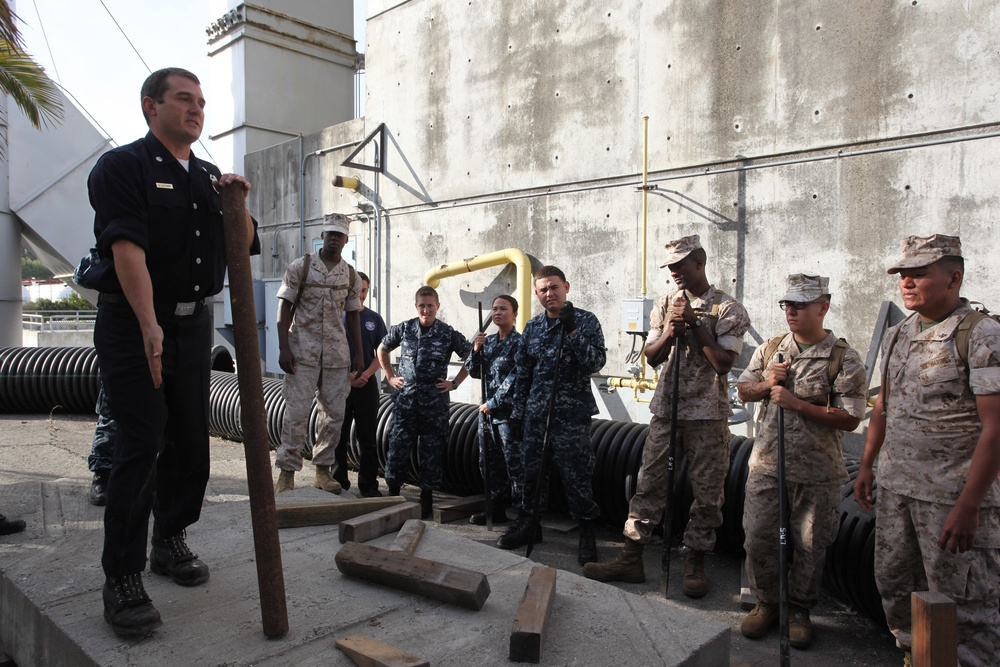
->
[828,338,849,386]
[955,310,987,377]
[289,253,312,319]
[880,314,916,416]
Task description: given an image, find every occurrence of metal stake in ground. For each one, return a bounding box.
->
[660,335,682,597]
[776,352,790,666]
[478,302,494,531]
[220,183,288,638]
[525,325,566,559]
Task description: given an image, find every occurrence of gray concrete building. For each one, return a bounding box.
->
[243,0,998,421]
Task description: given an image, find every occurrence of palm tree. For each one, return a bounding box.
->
[0,0,62,134]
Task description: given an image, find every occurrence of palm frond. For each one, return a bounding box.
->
[0,40,63,130]
[0,2,24,52]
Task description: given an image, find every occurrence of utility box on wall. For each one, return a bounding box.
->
[621,298,653,334]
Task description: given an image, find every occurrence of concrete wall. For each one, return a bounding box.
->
[245,0,1000,421]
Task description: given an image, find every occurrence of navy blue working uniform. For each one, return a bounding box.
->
[89,132,259,578]
[381,319,472,491]
[465,330,523,509]
[512,309,605,521]
[335,306,388,495]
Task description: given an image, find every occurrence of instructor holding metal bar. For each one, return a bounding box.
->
[585,235,750,597]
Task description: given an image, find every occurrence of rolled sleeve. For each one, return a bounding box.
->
[968,321,1000,395]
[89,152,150,254]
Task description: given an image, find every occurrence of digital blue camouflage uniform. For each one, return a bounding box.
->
[88,383,116,474]
[466,330,522,509]
[382,318,472,491]
[512,308,606,520]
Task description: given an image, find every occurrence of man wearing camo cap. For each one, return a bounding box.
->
[854,234,1000,666]
[736,274,867,648]
[585,234,750,596]
[274,213,364,494]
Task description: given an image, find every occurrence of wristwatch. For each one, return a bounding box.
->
[451,379,458,390]
[690,318,704,329]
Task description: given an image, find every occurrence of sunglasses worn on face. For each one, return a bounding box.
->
[779,301,819,311]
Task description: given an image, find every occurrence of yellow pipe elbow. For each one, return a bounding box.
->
[424,248,533,331]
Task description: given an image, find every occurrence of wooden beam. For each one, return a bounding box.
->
[509,565,557,663]
[340,502,422,544]
[911,591,957,667]
[388,519,426,556]
[335,542,491,610]
[276,497,406,528]
[335,634,429,667]
[432,494,485,524]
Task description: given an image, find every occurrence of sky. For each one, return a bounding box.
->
[18,0,364,163]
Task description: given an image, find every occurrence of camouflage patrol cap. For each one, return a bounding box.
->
[659,234,702,268]
[886,234,962,274]
[322,213,350,236]
[779,274,830,303]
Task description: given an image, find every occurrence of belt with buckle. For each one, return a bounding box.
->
[100,292,207,317]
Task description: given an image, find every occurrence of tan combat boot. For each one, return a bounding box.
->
[275,470,294,494]
[682,549,709,598]
[314,465,343,494]
[740,601,779,639]
[788,604,813,649]
[582,539,645,583]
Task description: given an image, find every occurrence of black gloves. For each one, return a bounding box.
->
[559,301,576,332]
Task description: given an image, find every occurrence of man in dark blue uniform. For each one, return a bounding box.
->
[88,67,259,638]
[334,272,388,496]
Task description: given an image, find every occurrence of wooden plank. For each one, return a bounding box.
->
[339,502,422,544]
[388,519,426,555]
[335,541,490,610]
[509,565,557,663]
[276,497,406,528]
[335,634,429,667]
[911,591,957,667]
[432,494,485,524]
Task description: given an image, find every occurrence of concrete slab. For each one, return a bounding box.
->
[1,487,727,666]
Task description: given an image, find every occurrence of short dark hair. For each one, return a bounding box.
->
[493,294,518,313]
[140,68,200,125]
[358,271,370,285]
[415,285,439,302]
[937,256,965,274]
[534,265,566,283]
[688,247,707,265]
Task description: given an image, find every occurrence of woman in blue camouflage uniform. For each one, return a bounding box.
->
[466,295,523,525]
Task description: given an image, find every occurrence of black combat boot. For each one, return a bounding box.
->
[420,488,434,519]
[150,531,210,586]
[577,520,598,565]
[496,513,542,550]
[89,470,110,506]
[103,573,162,638]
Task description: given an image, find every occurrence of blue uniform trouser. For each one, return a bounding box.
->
[96,299,211,577]
[520,417,600,521]
[386,397,448,491]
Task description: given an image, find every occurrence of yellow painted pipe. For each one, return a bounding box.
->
[332,175,361,190]
[424,248,533,332]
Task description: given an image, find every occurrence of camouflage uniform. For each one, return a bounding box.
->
[466,331,522,507]
[512,308,605,521]
[875,302,1000,665]
[738,331,867,608]
[275,254,361,471]
[381,319,472,491]
[88,383,116,474]
[624,287,750,551]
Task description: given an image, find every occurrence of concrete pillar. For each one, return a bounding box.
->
[0,92,23,347]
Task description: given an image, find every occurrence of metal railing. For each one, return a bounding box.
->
[22,310,98,332]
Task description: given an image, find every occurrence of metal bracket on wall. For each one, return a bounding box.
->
[341,123,387,174]
[864,300,906,387]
